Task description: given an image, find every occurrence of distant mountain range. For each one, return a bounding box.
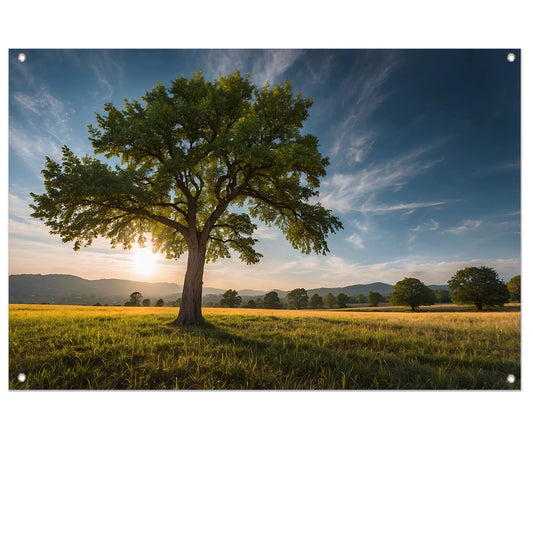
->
[8,274,448,306]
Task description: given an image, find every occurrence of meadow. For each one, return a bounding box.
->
[8,304,520,390]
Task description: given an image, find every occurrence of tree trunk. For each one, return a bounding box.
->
[173,244,207,326]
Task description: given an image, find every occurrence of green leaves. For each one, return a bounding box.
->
[31,70,342,267]
[448,266,509,310]
[389,278,435,310]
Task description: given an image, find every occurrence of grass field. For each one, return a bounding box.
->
[8,304,521,390]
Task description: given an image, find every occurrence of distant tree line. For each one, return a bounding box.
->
[207,268,518,312]
[80,267,519,310]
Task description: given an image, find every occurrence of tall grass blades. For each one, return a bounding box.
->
[9,305,520,390]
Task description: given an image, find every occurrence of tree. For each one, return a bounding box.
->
[389,277,435,311]
[219,289,242,308]
[336,292,349,308]
[309,293,324,308]
[30,71,342,325]
[448,266,509,311]
[244,299,257,308]
[433,289,451,303]
[324,292,336,308]
[155,298,164,307]
[507,275,520,302]
[287,288,308,309]
[142,298,151,307]
[367,291,383,307]
[125,291,143,307]
[357,294,366,304]
[263,291,281,309]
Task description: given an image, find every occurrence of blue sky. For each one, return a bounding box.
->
[9,49,521,289]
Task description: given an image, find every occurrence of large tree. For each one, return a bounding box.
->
[287,288,309,310]
[263,291,281,309]
[30,71,342,325]
[448,266,509,311]
[389,277,435,311]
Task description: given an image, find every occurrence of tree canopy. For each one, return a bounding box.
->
[309,293,324,308]
[30,71,342,325]
[336,293,349,308]
[389,277,435,311]
[287,288,308,309]
[448,266,509,310]
[219,289,242,308]
[263,291,281,309]
[367,291,383,307]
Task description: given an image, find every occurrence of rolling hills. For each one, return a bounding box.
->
[8,274,448,306]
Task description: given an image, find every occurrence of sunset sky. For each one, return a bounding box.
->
[9,49,521,290]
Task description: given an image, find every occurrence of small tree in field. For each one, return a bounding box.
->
[219,289,242,308]
[507,275,520,302]
[155,298,164,307]
[309,293,324,308]
[287,288,308,309]
[367,291,383,307]
[263,291,281,309]
[142,298,151,307]
[389,277,435,311]
[448,266,509,311]
[324,292,336,308]
[336,292,349,308]
[30,71,342,325]
[125,291,143,307]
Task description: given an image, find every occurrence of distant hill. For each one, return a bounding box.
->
[9,274,182,305]
[8,274,448,306]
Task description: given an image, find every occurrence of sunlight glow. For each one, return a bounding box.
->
[133,248,157,275]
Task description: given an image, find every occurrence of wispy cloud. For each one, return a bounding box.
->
[10,82,74,172]
[442,219,482,234]
[253,225,279,240]
[9,122,62,171]
[204,49,303,87]
[407,218,440,245]
[330,52,399,165]
[410,219,440,233]
[347,233,364,248]
[358,201,448,215]
[253,50,304,86]
[321,143,445,214]
[474,158,520,176]
[303,52,336,85]
[89,51,125,101]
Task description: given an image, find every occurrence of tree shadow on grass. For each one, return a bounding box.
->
[167,318,520,390]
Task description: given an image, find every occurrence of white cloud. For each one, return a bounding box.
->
[204,49,303,87]
[253,50,304,86]
[411,219,440,232]
[253,225,279,240]
[330,53,398,165]
[347,233,364,248]
[442,219,482,234]
[321,143,445,214]
[358,201,448,215]
[9,122,61,170]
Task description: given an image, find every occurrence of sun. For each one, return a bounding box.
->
[133,248,157,275]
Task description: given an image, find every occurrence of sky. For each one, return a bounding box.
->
[8,49,521,290]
